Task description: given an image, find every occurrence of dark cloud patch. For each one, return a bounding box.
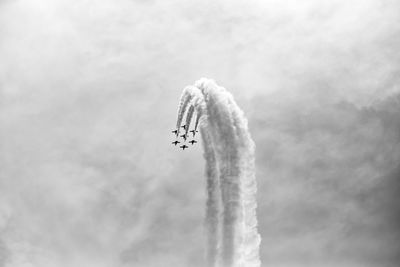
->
[250,91,400,265]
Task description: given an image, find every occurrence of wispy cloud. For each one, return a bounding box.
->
[0,0,399,266]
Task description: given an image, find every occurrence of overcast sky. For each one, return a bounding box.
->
[1,0,400,266]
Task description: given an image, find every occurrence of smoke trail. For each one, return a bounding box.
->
[175,86,196,135]
[194,110,202,131]
[201,124,220,267]
[185,105,195,136]
[228,98,260,267]
[176,86,204,135]
[175,79,260,267]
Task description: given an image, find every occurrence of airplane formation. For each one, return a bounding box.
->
[171,125,199,150]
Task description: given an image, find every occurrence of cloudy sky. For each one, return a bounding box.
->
[1,0,400,266]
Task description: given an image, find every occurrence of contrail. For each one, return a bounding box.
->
[184,105,195,136]
[175,78,260,267]
[194,110,202,132]
[201,125,220,267]
[176,85,203,136]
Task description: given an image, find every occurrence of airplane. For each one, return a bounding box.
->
[171,130,178,136]
[172,140,180,146]
[189,140,197,145]
[190,130,198,137]
[181,125,187,130]
[180,134,187,141]
[180,145,188,150]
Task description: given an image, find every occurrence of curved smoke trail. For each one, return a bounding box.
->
[185,105,195,136]
[175,78,261,267]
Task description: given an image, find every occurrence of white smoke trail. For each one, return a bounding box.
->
[175,86,197,136]
[176,86,205,135]
[175,78,260,267]
[194,110,202,132]
[185,105,195,136]
[228,97,260,267]
[201,124,220,267]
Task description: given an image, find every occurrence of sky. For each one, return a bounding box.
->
[0,0,400,266]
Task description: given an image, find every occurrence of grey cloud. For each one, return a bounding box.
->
[251,91,400,266]
[1,0,400,266]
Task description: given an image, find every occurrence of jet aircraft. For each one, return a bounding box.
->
[189,140,197,145]
[172,140,180,146]
[181,125,187,130]
[190,130,198,137]
[180,134,187,141]
[171,129,178,136]
[180,145,188,150]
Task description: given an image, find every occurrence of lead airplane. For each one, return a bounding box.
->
[180,144,188,150]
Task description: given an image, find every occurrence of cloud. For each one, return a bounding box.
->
[0,0,399,266]
[251,89,400,265]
